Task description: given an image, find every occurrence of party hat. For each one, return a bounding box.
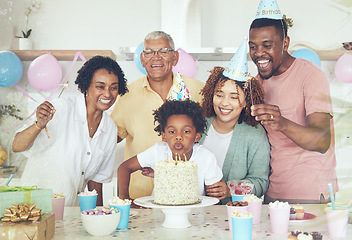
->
[255,0,282,20]
[223,39,248,82]
[168,73,194,101]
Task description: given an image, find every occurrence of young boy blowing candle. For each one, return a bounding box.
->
[118,100,223,207]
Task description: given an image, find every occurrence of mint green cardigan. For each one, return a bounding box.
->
[199,117,271,204]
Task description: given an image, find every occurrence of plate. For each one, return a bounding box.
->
[268,212,317,222]
[290,212,316,222]
[152,198,202,206]
[134,196,219,209]
[133,196,219,228]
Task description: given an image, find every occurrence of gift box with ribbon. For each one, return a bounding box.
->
[0,212,55,240]
[0,186,53,217]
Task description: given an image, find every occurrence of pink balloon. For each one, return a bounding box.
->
[172,48,197,78]
[335,53,352,83]
[28,53,62,91]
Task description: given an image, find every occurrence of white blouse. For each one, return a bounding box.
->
[20,95,117,206]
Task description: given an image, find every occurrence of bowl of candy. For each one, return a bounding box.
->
[81,207,120,236]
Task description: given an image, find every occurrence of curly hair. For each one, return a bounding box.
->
[153,100,207,136]
[74,56,128,96]
[200,66,264,127]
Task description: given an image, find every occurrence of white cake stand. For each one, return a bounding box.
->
[134,196,219,228]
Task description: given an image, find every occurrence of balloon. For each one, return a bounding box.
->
[172,48,197,78]
[134,42,147,75]
[335,53,352,83]
[0,51,23,87]
[292,48,321,68]
[27,53,62,91]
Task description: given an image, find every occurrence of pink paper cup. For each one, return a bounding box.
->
[52,197,65,220]
[269,207,290,234]
[325,206,349,238]
[226,205,248,231]
[247,201,262,224]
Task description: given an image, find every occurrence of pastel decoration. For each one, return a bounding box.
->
[255,0,282,20]
[169,73,193,101]
[292,48,321,68]
[335,53,352,83]
[28,53,62,91]
[7,52,87,133]
[0,51,23,87]
[172,48,197,78]
[134,42,147,75]
[223,39,248,82]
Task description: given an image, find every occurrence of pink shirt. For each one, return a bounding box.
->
[258,58,338,200]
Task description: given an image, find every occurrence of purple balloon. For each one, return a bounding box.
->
[28,53,62,91]
[335,53,352,83]
[172,48,197,78]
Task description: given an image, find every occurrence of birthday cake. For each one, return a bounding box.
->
[153,158,198,205]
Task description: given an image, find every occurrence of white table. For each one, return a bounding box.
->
[53,204,352,239]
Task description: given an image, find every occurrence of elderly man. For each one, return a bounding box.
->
[111,31,204,199]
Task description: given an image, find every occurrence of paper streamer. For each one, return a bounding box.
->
[192,56,212,73]
[13,84,38,103]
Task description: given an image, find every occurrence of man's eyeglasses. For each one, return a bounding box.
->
[143,48,174,58]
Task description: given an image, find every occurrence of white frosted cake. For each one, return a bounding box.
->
[154,159,198,205]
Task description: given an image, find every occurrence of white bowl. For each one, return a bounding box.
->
[81,209,120,236]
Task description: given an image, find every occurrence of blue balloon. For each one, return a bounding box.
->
[292,48,321,68]
[0,51,23,87]
[134,42,147,75]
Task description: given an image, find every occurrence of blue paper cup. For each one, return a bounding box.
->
[110,204,131,229]
[78,195,97,212]
[231,194,246,202]
[232,216,253,240]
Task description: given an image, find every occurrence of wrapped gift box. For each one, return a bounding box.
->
[0,186,53,216]
[0,213,55,240]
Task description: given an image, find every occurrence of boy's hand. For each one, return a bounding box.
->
[141,167,154,178]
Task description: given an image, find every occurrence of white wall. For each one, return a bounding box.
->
[201,0,351,49]
[1,0,351,202]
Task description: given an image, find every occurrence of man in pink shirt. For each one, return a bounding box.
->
[248,17,338,204]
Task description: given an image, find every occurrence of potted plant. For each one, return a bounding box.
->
[16,1,41,50]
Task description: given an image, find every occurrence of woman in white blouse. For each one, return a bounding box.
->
[12,56,128,206]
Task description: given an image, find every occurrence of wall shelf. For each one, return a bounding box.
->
[11,49,350,62]
[12,50,116,61]
[118,47,351,61]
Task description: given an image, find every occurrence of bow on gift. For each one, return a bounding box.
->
[1,202,42,222]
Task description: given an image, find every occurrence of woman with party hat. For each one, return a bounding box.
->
[199,39,270,204]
